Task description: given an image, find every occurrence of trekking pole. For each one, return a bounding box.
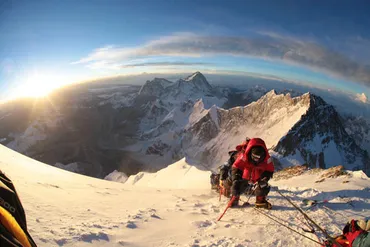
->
[274,187,343,247]
[243,181,258,206]
[217,196,236,221]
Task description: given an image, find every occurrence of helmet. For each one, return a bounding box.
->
[250,146,266,164]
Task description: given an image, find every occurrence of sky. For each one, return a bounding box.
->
[1,0,370,101]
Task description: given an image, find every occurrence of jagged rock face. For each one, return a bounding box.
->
[145,140,170,156]
[343,116,370,152]
[274,95,369,173]
[141,119,177,140]
[138,72,226,141]
[182,71,213,92]
[178,91,369,175]
[180,91,311,168]
[138,78,174,96]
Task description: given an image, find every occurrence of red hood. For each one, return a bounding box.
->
[244,138,269,161]
[236,141,248,151]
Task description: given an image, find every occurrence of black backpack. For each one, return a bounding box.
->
[0,170,37,247]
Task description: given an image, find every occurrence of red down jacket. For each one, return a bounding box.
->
[232,138,274,183]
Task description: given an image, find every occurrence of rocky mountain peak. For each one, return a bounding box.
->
[138,78,173,96]
[180,72,213,92]
[274,93,369,173]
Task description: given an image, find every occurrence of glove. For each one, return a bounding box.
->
[260,171,273,181]
[258,179,268,188]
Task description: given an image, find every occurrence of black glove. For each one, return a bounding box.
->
[260,171,273,181]
[258,179,269,188]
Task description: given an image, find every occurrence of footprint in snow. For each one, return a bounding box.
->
[150,213,161,219]
[192,220,214,228]
[208,205,220,213]
[54,238,68,246]
[125,221,137,229]
[193,202,205,207]
[175,196,187,202]
[78,232,109,242]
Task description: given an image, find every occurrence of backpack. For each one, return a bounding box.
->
[219,150,241,181]
[210,173,220,190]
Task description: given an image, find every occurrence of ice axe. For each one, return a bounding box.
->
[217,181,259,221]
[217,196,237,221]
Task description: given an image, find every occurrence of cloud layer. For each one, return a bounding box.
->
[74,32,370,85]
[121,61,212,68]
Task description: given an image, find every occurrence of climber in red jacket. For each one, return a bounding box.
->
[230,138,274,209]
[324,219,370,247]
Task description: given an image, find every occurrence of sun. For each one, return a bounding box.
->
[12,71,66,99]
[22,75,52,97]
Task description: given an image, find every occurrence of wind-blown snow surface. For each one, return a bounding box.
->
[1,144,369,247]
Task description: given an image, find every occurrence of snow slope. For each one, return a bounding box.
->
[1,144,369,247]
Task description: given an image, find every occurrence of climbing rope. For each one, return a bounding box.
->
[253,207,323,245]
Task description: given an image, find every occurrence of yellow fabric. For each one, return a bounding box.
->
[0,205,31,247]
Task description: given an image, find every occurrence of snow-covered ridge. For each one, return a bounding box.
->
[1,144,369,247]
[124,158,210,189]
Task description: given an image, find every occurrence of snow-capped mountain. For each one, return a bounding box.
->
[1,72,369,178]
[138,78,173,96]
[123,72,228,170]
[171,91,369,174]
[176,90,309,167]
[273,95,369,172]
[0,72,228,177]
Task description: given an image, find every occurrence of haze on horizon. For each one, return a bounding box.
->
[1,0,370,102]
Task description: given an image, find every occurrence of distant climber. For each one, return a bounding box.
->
[0,170,37,247]
[210,137,251,194]
[230,138,274,209]
[217,150,240,197]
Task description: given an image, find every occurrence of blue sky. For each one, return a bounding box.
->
[1,0,370,100]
